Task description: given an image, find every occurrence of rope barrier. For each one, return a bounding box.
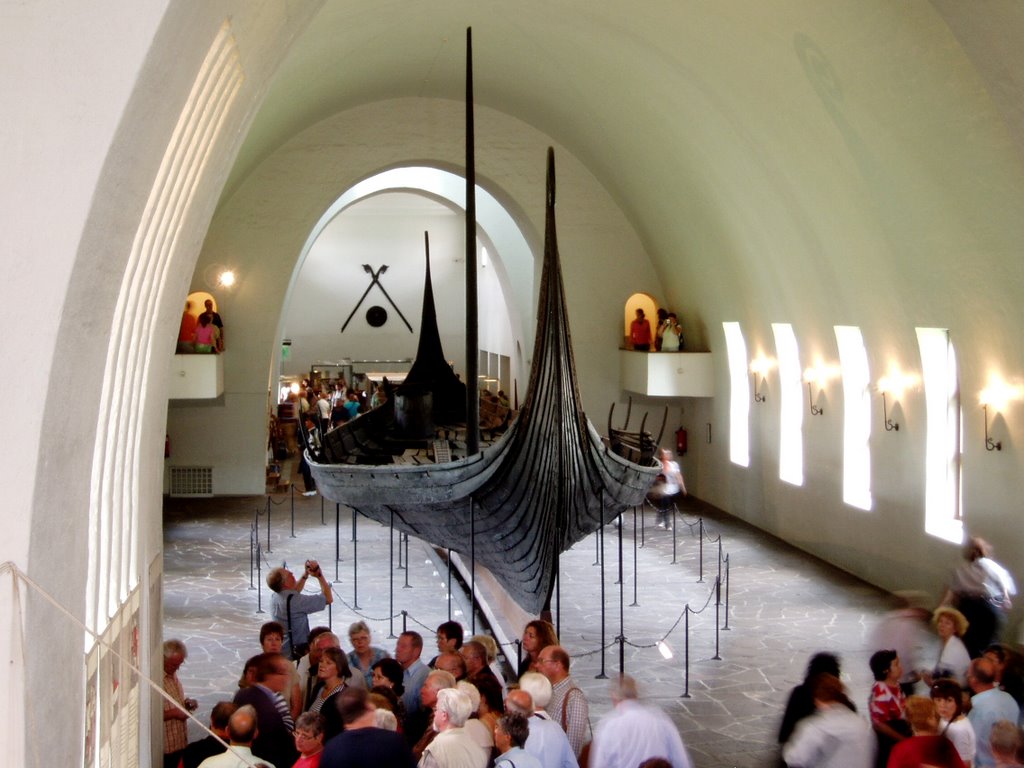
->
[0,562,265,768]
[246,488,735,697]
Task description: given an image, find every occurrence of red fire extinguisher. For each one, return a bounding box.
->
[675,427,687,456]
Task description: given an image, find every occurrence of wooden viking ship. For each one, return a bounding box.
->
[309,149,660,614]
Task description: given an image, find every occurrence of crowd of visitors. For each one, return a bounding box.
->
[165,611,695,768]
[779,536,1023,768]
[165,530,1022,768]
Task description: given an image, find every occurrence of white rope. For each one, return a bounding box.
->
[0,561,263,768]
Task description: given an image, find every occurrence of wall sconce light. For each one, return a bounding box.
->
[979,377,1021,452]
[876,371,917,432]
[880,391,899,431]
[750,356,775,403]
[804,362,836,416]
[983,404,1001,451]
[217,269,236,288]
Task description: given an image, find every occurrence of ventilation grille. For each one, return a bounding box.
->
[169,467,214,497]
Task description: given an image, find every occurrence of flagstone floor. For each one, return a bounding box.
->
[164,486,926,767]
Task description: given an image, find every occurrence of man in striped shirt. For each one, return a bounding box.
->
[538,646,591,759]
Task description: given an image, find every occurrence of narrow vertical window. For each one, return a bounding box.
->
[772,324,803,485]
[723,322,750,467]
[835,326,872,510]
[917,328,962,542]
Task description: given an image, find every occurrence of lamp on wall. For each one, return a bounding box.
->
[979,377,1021,452]
[750,356,775,403]
[804,362,836,416]
[876,370,918,433]
[983,404,1002,451]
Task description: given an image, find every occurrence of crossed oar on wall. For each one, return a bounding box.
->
[340,264,414,334]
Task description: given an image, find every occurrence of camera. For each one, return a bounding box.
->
[305,559,321,577]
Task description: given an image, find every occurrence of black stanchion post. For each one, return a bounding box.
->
[640,501,646,548]
[249,523,255,590]
[630,506,639,607]
[334,503,341,583]
[447,548,453,620]
[593,524,600,566]
[352,508,360,610]
[698,518,704,582]
[403,533,411,589]
[596,501,607,680]
[328,602,332,631]
[402,610,408,633]
[682,606,691,698]
[470,497,476,635]
[266,497,272,553]
[398,530,405,570]
[290,484,295,538]
[723,554,731,631]
[671,501,678,564]
[516,640,522,674]
[320,494,325,525]
[389,511,396,638]
[617,512,625,676]
[256,542,264,614]
[713,576,722,660]
[717,538,723,585]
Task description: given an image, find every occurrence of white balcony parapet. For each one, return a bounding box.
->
[619,350,714,398]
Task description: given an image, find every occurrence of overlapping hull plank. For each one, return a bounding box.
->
[310,150,659,613]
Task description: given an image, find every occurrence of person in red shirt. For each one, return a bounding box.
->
[630,308,652,351]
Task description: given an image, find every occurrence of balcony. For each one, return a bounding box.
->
[169,353,224,399]
[619,350,714,398]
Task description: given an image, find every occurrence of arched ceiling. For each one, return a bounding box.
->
[222,0,1024,352]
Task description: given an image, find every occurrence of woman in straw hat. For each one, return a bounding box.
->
[922,606,971,688]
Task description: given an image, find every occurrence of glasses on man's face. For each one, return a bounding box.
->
[294,730,318,740]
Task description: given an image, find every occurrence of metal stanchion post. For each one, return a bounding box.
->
[671,502,678,564]
[334,503,341,583]
[389,510,396,638]
[249,523,255,590]
[713,576,722,660]
[266,497,272,553]
[403,533,411,589]
[470,497,476,635]
[328,602,332,631]
[640,501,646,548]
[352,509,360,610]
[447,548,453,620]
[630,506,639,607]
[256,542,264,614]
[723,554,731,631]
[290,484,295,538]
[717,538,723,585]
[321,494,325,525]
[402,610,408,633]
[617,513,625,676]
[698,518,704,582]
[682,606,691,698]
[596,514,607,680]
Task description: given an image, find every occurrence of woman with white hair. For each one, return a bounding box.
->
[419,688,488,768]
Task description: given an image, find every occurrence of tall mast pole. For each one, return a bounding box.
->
[465,26,480,456]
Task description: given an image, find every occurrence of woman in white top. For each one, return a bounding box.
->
[930,677,976,767]
[922,606,971,688]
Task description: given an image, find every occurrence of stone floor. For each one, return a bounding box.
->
[163,483,926,767]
